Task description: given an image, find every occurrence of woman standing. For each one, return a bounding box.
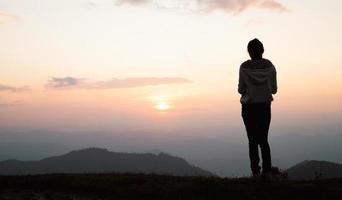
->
[238,39,278,176]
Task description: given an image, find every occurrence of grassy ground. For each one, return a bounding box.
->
[1,173,342,200]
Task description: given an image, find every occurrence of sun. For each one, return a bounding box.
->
[155,102,171,111]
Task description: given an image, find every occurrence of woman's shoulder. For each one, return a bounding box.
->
[262,58,275,67]
[240,60,252,69]
[240,59,274,70]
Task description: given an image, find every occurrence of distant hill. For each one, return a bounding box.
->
[0,148,213,176]
[0,154,12,161]
[286,160,342,180]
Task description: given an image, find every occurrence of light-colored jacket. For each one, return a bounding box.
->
[238,58,277,104]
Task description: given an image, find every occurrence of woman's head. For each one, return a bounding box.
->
[247,38,264,60]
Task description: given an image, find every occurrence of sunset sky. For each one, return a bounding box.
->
[0,0,341,135]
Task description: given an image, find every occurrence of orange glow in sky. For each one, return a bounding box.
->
[0,0,341,131]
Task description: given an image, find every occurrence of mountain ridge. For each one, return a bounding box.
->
[286,160,342,180]
[0,147,213,176]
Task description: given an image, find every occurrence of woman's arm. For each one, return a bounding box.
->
[238,66,246,94]
[271,66,278,94]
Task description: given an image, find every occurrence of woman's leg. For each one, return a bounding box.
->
[242,104,261,175]
[258,103,272,173]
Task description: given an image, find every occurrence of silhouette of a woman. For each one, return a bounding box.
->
[238,39,277,176]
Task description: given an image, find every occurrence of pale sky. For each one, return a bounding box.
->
[0,0,341,134]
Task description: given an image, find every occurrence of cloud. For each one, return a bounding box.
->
[257,0,287,12]
[0,100,23,107]
[114,0,288,13]
[0,11,18,24]
[116,0,151,6]
[45,77,86,88]
[0,84,30,92]
[197,0,288,13]
[46,77,192,89]
[0,11,16,18]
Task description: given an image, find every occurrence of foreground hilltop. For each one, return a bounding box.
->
[0,148,212,176]
[1,173,342,200]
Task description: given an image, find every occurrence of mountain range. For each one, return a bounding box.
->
[2,147,342,180]
[0,148,213,176]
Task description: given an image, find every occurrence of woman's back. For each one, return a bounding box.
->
[238,58,277,103]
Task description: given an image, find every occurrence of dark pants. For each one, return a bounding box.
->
[242,102,272,175]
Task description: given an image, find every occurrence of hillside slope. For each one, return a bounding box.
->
[286,160,342,180]
[0,148,213,176]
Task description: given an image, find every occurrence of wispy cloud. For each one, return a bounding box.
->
[116,0,151,6]
[46,77,192,89]
[0,100,23,107]
[0,84,30,92]
[257,0,287,12]
[0,11,18,24]
[114,0,288,13]
[46,77,86,88]
[197,0,288,13]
